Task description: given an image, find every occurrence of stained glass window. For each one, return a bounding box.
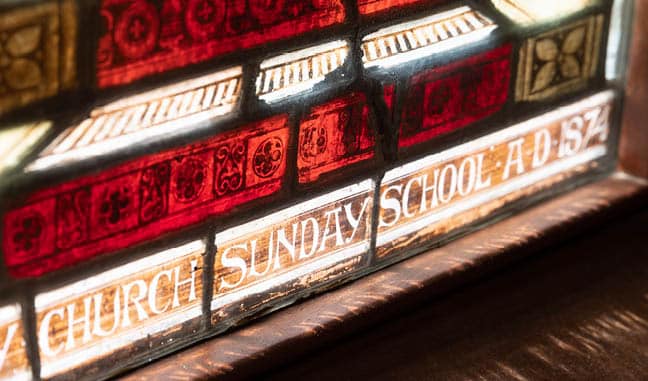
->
[0,0,633,379]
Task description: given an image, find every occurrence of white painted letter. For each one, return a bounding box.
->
[533,128,551,168]
[173,260,197,307]
[0,323,17,368]
[344,197,370,243]
[319,207,344,252]
[64,297,92,351]
[458,157,477,197]
[220,246,248,291]
[121,280,148,328]
[475,153,492,191]
[299,218,320,259]
[403,176,421,218]
[149,269,173,314]
[438,164,458,204]
[93,289,122,335]
[503,138,526,180]
[379,184,402,227]
[39,309,65,357]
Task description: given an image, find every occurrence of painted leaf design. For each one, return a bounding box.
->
[535,38,559,62]
[6,25,41,57]
[562,27,585,54]
[5,59,41,89]
[532,62,556,92]
[560,55,581,78]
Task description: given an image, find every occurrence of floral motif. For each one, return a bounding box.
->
[0,25,43,94]
[98,186,134,229]
[0,1,76,115]
[299,125,328,163]
[532,26,586,93]
[249,0,287,22]
[173,157,207,202]
[253,137,283,178]
[98,0,345,87]
[56,189,90,249]
[516,16,603,102]
[140,163,171,223]
[184,0,226,41]
[10,213,44,257]
[114,1,160,60]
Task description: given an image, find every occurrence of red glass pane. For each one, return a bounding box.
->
[358,0,445,16]
[3,116,290,278]
[383,84,395,114]
[399,44,512,149]
[297,93,376,183]
[97,0,346,88]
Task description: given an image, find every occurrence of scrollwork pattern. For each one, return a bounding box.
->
[214,142,246,196]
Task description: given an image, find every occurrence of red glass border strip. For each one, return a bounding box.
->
[358,0,446,16]
[3,116,290,278]
[97,0,346,88]
[398,44,512,149]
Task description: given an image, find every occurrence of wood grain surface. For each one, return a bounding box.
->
[119,173,648,381]
[619,0,648,179]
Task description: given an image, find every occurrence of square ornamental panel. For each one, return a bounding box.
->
[0,304,31,381]
[515,15,605,102]
[97,0,346,88]
[212,179,374,326]
[376,90,614,260]
[0,0,77,116]
[3,116,289,278]
[35,240,205,380]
